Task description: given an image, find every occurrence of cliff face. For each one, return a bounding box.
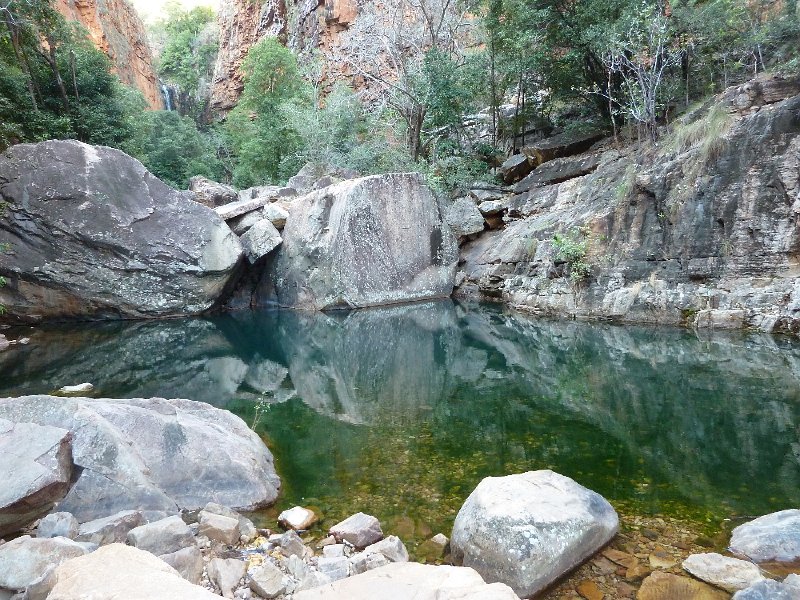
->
[55,0,162,110]
[456,76,800,335]
[210,0,442,114]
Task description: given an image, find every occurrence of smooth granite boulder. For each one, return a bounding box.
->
[0,140,242,322]
[292,562,519,600]
[0,419,72,536]
[451,470,619,598]
[39,543,220,599]
[730,510,800,563]
[259,173,458,310]
[0,396,280,522]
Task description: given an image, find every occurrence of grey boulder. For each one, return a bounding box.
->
[0,396,280,522]
[682,552,765,592]
[37,512,79,540]
[240,219,282,264]
[0,419,72,536]
[260,173,458,310]
[0,535,87,591]
[330,512,383,549]
[40,543,220,599]
[188,176,237,208]
[730,510,800,563]
[76,510,144,545]
[733,579,800,599]
[451,469,619,598]
[127,515,195,555]
[0,140,242,321]
[445,198,485,238]
[293,562,519,600]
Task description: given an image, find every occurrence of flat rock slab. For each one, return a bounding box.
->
[0,419,72,536]
[259,173,458,310]
[730,510,800,563]
[521,130,605,166]
[77,509,144,545]
[41,543,221,600]
[0,140,242,321]
[292,562,519,600]
[513,153,602,193]
[450,469,619,598]
[682,552,765,592]
[0,396,280,522]
[215,197,271,220]
[127,515,196,556]
[0,535,87,590]
[638,571,730,600]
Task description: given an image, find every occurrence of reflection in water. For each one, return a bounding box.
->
[2,301,800,542]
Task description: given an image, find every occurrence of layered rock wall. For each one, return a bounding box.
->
[457,77,800,334]
[55,0,162,109]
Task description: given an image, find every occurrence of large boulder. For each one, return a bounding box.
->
[0,535,88,591]
[39,543,221,600]
[450,470,619,598]
[0,140,242,322]
[0,396,280,522]
[260,173,458,310]
[292,562,519,600]
[0,419,72,536]
[729,510,800,563]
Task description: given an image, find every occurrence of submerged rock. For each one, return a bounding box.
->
[292,562,519,599]
[0,140,242,322]
[730,510,800,563]
[638,571,729,600]
[450,469,619,598]
[0,395,280,522]
[258,173,458,310]
[278,506,319,531]
[0,419,72,536]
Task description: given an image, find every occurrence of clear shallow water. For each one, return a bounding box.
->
[2,301,800,549]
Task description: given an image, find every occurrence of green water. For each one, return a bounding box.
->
[2,300,799,549]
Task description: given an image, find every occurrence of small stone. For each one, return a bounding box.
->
[649,550,677,569]
[16,337,30,345]
[317,556,350,581]
[362,535,409,563]
[286,553,308,580]
[323,544,345,558]
[329,512,383,549]
[616,581,636,598]
[262,203,289,230]
[642,528,660,541]
[58,383,94,394]
[234,589,252,600]
[591,556,618,575]
[602,548,637,569]
[198,511,240,546]
[208,557,246,599]
[278,506,319,531]
[478,200,506,216]
[625,560,651,582]
[317,535,336,548]
[682,552,765,592]
[279,529,306,558]
[250,561,286,599]
[296,570,332,592]
[37,512,78,540]
[349,551,389,575]
[0,335,8,351]
[577,580,604,600]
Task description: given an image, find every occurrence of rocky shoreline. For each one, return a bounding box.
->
[1,394,799,600]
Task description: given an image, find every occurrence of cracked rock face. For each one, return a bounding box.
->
[255,173,458,310]
[0,140,242,322]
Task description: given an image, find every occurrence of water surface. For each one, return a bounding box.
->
[2,301,799,548]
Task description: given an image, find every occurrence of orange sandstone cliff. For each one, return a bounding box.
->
[55,0,162,110]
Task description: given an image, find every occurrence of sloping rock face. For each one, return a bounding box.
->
[54,0,161,109]
[252,173,457,310]
[0,396,280,522]
[0,420,72,536]
[450,470,619,598]
[458,80,800,334]
[0,140,242,323]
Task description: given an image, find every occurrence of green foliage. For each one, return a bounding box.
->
[552,229,591,282]
[224,38,306,186]
[124,110,224,189]
[0,1,143,151]
[154,4,217,121]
